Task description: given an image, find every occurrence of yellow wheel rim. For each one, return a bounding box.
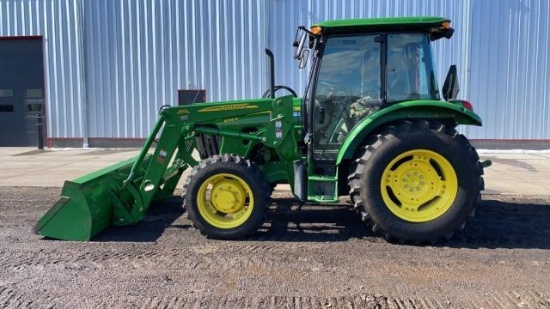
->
[381,149,458,223]
[197,173,254,229]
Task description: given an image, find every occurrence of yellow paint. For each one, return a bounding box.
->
[197,173,254,229]
[380,149,458,223]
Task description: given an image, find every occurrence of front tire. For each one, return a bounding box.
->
[183,154,270,239]
[348,120,483,243]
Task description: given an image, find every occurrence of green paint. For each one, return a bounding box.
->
[336,100,482,165]
[315,16,449,29]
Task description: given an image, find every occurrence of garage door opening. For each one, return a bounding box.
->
[0,37,45,146]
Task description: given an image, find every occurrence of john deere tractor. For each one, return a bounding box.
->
[36,17,488,244]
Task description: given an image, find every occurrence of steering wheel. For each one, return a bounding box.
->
[262,85,298,98]
[315,90,356,145]
[329,90,356,132]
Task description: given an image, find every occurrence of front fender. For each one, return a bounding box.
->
[336,100,482,165]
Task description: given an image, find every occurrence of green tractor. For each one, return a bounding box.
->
[36,17,489,244]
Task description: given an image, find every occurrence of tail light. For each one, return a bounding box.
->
[452,100,474,111]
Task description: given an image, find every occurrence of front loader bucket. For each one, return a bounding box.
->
[36,155,152,241]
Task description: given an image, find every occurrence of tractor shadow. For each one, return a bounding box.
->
[94,196,190,242]
[253,197,550,250]
[93,195,550,249]
[443,198,550,250]
[253,198,374,242]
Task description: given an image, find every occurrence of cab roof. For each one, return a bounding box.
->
[313,16,451,34]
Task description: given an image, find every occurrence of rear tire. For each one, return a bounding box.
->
[348,120,483,243]
[183,154,270,239]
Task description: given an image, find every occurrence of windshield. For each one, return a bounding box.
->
[316,35,381,100]
[315,33,439,104]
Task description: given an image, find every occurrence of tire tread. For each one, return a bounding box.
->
[348,120,484,244]
[182,154,271,239]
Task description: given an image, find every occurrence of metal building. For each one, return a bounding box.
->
[0,0,549,148]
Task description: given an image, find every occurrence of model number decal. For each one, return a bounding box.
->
[224,117,239,123]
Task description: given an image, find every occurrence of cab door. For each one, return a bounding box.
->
[312,34,382,162]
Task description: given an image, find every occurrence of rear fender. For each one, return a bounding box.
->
[336,101,482,165]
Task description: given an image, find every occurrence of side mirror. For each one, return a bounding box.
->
[442,65,459,101]
[294,32,307,59]
[444,28,455,39]
[298,49,310,69]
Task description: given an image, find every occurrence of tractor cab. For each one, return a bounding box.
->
[294,17,458,201]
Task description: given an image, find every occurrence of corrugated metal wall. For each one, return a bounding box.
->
[1,0,550,144]
[83,0,268,139]
[469,0,550,139]
[0,0,86,140]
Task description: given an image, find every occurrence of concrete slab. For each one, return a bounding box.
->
[479,152,550,196]
[0,148,548,197]
[0,148,139,187]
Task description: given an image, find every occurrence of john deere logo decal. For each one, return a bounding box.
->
[198,104,258,112]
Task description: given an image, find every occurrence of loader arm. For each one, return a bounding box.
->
[119,99,276,220]
[36,97,299,241]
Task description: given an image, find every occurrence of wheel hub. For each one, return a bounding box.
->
[391,160,437,205]
[402,170,426,193]
[196,173,255,229]
[211,179,246,213]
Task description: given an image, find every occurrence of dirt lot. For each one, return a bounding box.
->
[1,186,549,308]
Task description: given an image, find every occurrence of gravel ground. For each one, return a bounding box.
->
[1,186,549,308]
